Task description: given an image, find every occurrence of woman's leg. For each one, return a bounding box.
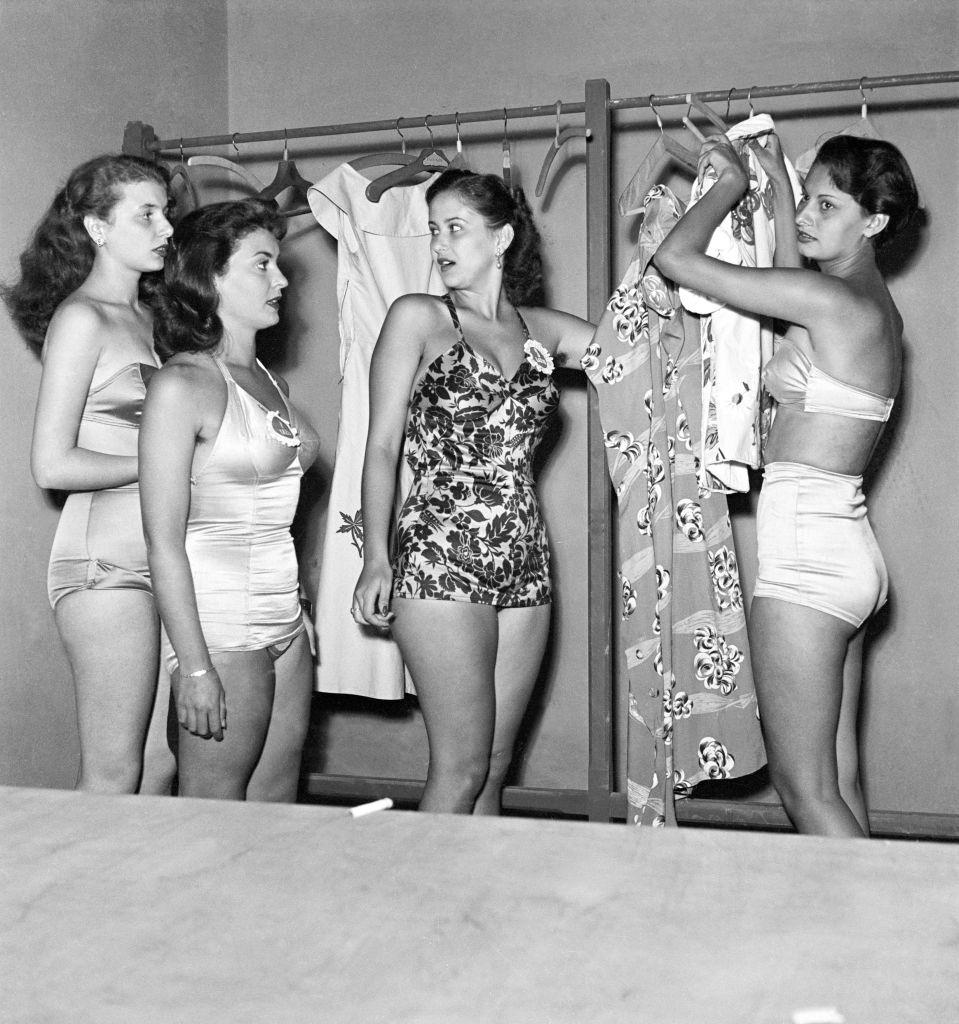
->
[56,589,160,794]
[138,664,177,795]
[472,604,551,816]
[836,628,869,834]
[391,598,499,814]
[247,631,313,803]
[749,596,865,837]
[175,648,276,800]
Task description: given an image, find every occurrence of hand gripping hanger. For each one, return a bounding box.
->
[618,96,699,217]
[365,114,450,203]
[257,129,314,217]
[535,100,591,198]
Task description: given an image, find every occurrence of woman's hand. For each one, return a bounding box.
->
[749,132,791,187]
[352,559,395,630]
[699,136,749,192]
[174,666,227,741]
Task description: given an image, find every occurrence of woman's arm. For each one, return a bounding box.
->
[31,301,139,490]
[749,134,802,269]
[653,137,845,329]
[352,295,429,628]
[140,362,227,741]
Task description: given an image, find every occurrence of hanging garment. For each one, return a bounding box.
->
[308,164,444,698]
[583,184,766,827]
[679,114,802,493]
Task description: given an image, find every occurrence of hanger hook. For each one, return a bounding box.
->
[282,127,289,162]
[179,138,184,163]
[858,76,869,118]
[503,107,509,141]
[424,114,435,147]
[685,92,694,119]
[395,117,407,155]
[555,100,562,145]
[648,95,665,134]
[724,87,735,121]
[747,86,755,117]
[454,111,463,155]
[231,132,240,159]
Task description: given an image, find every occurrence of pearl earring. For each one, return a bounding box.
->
[494,247,503,269]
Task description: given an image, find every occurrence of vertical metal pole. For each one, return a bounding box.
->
[584,79,614,821]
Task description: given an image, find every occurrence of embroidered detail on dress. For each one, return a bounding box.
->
[524,338,554,376]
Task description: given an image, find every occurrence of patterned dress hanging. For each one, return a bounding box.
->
[583,185,766,826]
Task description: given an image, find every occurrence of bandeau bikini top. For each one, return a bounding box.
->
[763,340,894,422]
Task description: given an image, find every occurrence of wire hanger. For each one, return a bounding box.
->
[187,133,267,194]
[618,96,699,217]
[855,77,883,138]
[534,100,591,198]
[257,129,314,217]
[501,108,512,189]
[349,118,418,172]
[450,112,469,169]
[364,114,450,203]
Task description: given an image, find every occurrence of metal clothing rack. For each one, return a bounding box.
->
[126,68,959,838]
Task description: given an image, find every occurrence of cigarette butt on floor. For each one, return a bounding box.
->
[349,798,394,818]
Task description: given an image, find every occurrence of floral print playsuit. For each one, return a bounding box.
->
[392,294,558,606]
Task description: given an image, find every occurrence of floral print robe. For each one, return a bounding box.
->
[583,186,766,826]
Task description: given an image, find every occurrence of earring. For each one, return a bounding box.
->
[94,236,104,247]
[494,247,503,269]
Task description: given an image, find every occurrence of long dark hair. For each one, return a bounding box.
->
[152,199,286,360]
[426,169,545,306]
[811,135,920,247]
[3,154,170,354]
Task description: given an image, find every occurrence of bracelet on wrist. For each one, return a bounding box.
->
[184,665,215,679]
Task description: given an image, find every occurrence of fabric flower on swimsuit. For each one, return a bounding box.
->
[523,338,554,375]
[265,409,301,447]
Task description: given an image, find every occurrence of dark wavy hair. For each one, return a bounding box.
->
[811,135,920,247]
[152,199,286,360]
[3,154,171,354]
[426,168,545,306]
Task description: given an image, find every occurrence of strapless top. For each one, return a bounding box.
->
[763,341,893,422]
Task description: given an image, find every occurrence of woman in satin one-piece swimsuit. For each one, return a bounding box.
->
[655,133,920,838]
[5,154,175,794]
[353,170,594,815]
[142,199,318,803]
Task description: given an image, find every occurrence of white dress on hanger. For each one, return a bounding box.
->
[308,163,443,699]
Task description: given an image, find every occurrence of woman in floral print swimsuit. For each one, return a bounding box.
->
[353,170,594,814]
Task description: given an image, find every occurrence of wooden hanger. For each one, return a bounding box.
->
[187,133,267,195]
[350,118,419,172]
[168,140,200,216]
[618,97,699,217]
[535,101,591,197]
[258,130,314,217]
[365,115,450,203]
[682,92,727,143]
